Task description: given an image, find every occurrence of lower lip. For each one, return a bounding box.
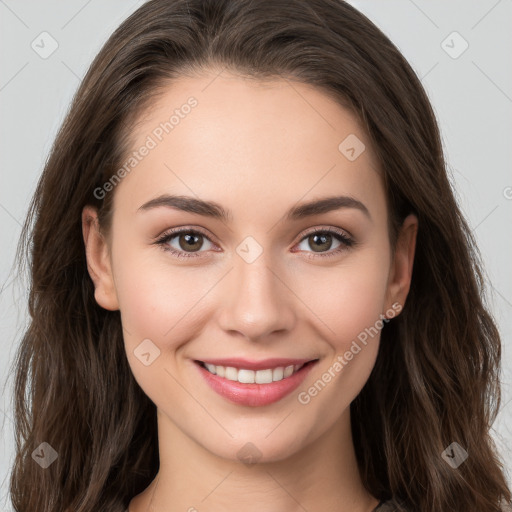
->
[195,361,317,407]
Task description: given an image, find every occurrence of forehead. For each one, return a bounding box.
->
[114,70,386,224]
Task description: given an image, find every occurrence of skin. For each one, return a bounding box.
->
[82,67,418,512]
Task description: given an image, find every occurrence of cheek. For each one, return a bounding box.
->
[296,250,390,351]
[110,242,181,341]
[115,238,390,353]
[291,250,389,410]
[113,253,212,402]
[111,245,228,377]
[114,265,175,339]
[294,260,388,425]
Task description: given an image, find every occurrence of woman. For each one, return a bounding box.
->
[9,1,511,511]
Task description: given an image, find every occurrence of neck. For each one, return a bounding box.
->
[129,407,379,512]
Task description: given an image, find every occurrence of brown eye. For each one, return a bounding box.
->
[295,228,354,259]
[178,232,203,252]
[307,232,335,252]
[155,228,215,258]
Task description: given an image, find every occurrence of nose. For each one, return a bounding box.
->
[216,251,296,342]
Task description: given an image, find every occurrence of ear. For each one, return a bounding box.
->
[82,206,119,311]
[383,213,418,317]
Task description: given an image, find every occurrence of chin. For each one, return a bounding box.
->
[202,426,313,466]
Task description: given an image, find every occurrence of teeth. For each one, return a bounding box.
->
[202,362,307,383]
[238,369,255,384]
[255,369,273,384]
[272,366,284,381]
[205,363,217,374]
[284,365,294,378]
[225,366,238,381]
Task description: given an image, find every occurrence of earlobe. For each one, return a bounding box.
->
[384,213,418,316]
[81,206,119,311]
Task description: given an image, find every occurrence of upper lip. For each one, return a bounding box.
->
[195,357,318,371]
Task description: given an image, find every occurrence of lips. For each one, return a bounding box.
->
[193,357,319,407]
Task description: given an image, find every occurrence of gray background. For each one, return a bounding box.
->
[1,0,511,509]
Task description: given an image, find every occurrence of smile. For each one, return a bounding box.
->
[200,361,307,383]
[194,358,319,407]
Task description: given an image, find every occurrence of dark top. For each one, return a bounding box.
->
[374,499,405,511]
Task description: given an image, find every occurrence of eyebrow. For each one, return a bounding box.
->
[137,194,371,222]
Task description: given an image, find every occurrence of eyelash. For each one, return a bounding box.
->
[153,226,355,260]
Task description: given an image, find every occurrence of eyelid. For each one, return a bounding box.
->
[297,224,353,241]
[292,226,355,260]
[154,225,217,244]
[153,225,355,259]
[152,226,219,257]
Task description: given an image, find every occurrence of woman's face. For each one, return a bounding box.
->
[83,69,417,463]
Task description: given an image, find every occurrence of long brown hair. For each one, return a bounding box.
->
[7,1,511,511]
